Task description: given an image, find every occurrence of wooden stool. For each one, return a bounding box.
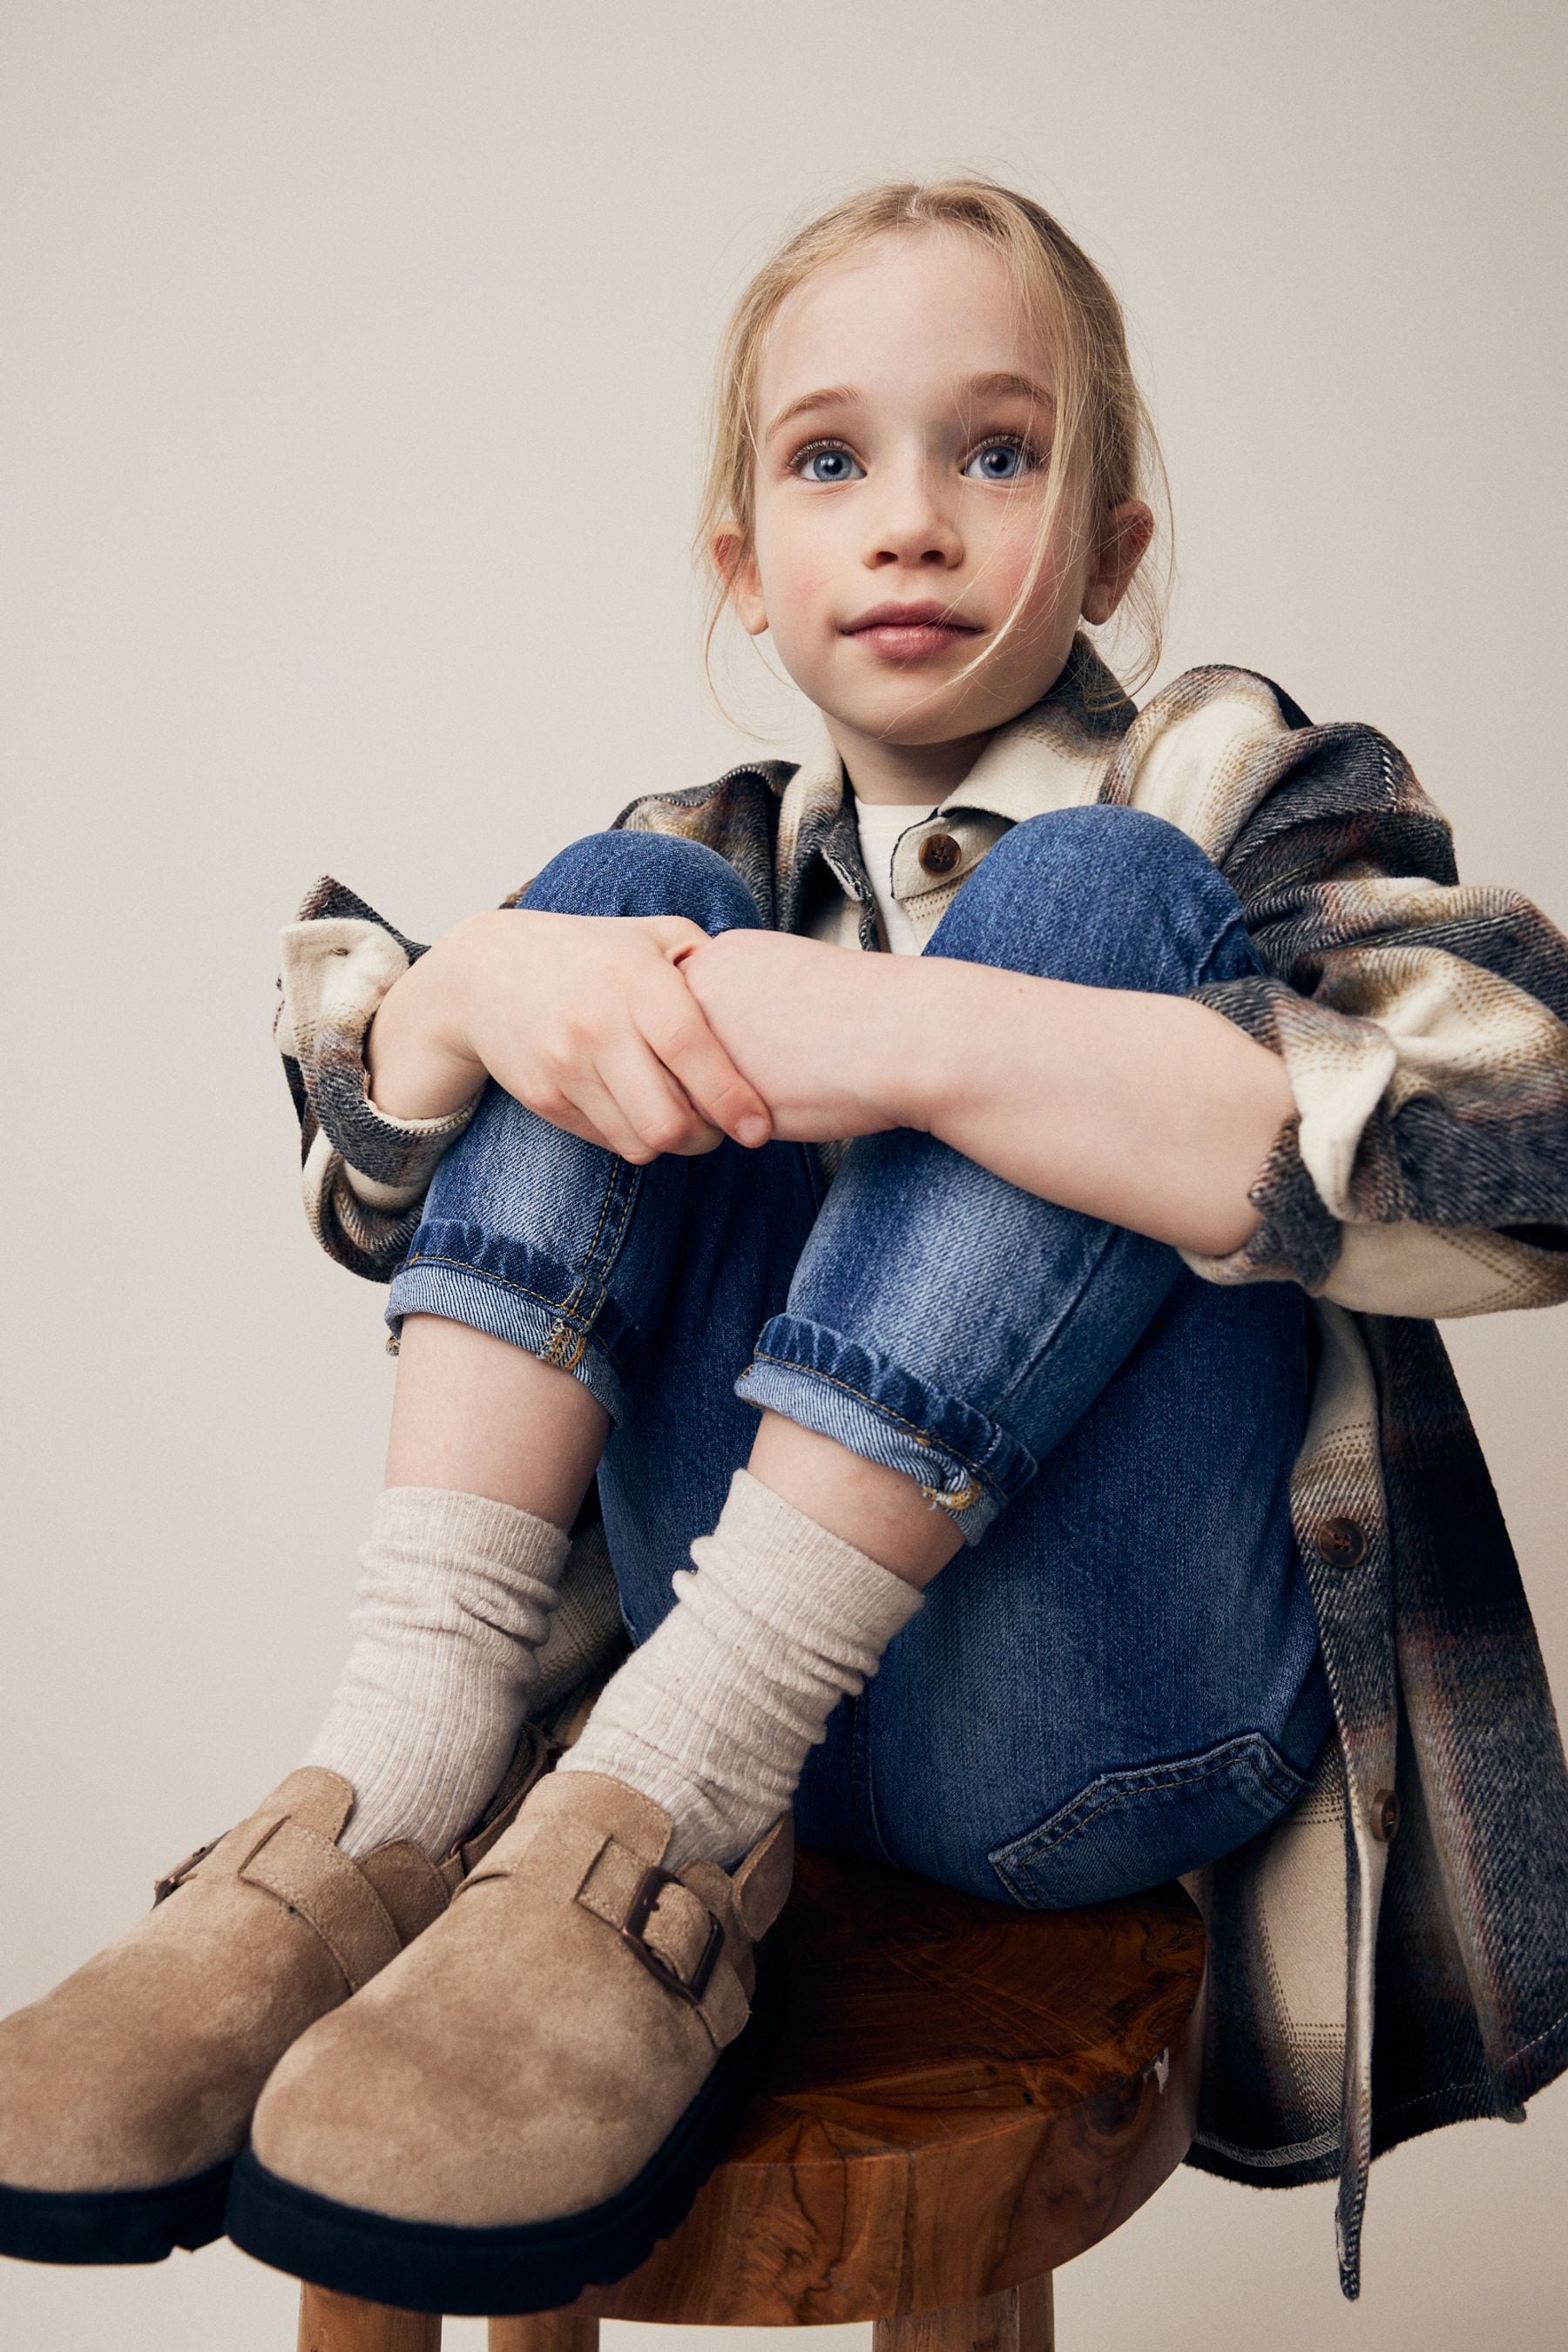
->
[294,1846,1205,2352]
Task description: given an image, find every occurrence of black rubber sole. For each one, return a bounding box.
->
[224,1938,785,2317]
[0,2159,231,2267]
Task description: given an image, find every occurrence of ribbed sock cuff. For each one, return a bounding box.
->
[561,1467,924,1866]
[680,1466,926,1667]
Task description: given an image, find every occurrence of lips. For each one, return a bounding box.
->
[841,602,981,660]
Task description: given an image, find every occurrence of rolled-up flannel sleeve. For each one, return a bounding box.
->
[274,877,484,1283]
[1167,713,1568,1318]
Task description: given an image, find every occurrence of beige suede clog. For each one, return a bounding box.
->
[0,1726,556,2268]
[226,1767,793,2315]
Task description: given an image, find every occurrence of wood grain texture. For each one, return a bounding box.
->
[562,1845,1205,2328]
[486,2318,600,2352]
[296,2282,442,2351]
[873,2275,1054,2352]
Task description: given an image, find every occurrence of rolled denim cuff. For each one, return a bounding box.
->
[385,1252,627,1428]
[734,1312,1037,1547]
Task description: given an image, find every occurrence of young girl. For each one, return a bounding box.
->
[3,177,1567,2317]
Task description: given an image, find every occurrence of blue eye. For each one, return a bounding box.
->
[964,438,1033,482]
[794,442,864,483]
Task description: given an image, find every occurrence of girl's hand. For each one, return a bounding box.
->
[672,929,916,1141]
[365,909,775,1162]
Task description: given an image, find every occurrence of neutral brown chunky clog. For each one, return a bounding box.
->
[0,1725,556,2268]
[226,1768,793,2315]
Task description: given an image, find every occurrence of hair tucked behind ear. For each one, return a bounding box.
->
[694,175,1171,709]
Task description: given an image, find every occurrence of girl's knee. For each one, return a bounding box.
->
[929,803,1259,991]
[518,828,763,929]
[982,803,1237,905]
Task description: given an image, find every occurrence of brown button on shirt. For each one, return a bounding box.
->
[917,830,963,877]
[780,704,1102,963]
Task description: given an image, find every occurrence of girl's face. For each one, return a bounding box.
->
[721,228,1150,781]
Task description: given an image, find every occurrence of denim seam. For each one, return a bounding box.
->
[397,1253,633,1382]
[746,1346,1008,1498]
[404,1157,641,1380]
[560,1167,616,1314]
[558,1160,640,1324]
[992,1734,1308,1879]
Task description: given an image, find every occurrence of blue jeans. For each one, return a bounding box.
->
[387,807,1333,1908]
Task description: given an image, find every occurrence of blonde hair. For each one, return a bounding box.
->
[695,175,1171,704]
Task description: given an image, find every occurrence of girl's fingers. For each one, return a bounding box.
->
[595,1035,723,1159]
[551,1066,668,1163]
[645,916,713,958]
[642,966,772,1146]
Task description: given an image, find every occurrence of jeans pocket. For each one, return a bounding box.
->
[987,1730,1315,1909]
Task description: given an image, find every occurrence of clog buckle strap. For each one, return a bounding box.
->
[619,1863,725,2007]
[152,1840,220,1906]
[566,1829,751,2048]
[151,1797,408,1995]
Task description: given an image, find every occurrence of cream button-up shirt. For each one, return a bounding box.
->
[781,700,1108,958]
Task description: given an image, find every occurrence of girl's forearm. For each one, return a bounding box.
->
[889,957,1294,1258]
[364,927,487,1121]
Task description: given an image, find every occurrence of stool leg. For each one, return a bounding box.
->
[487,2319,600,2352]
[297,2282,443,2350]
[873,2274,1054,2352]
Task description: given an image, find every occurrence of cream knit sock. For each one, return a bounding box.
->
[304,1485,576,1859]
[527,1520,625,1719]
[558,1467,925,1869]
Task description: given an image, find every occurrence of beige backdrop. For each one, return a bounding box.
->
[3,3,1566,2346]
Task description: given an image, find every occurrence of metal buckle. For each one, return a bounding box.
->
[619,1865,724,2007]
[152,1841,215,1906]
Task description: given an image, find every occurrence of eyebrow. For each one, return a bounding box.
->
[763,382,863,443]
[762,370,1051,445]
[962,370,1052,409]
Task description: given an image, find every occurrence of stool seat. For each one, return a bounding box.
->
[297,1846,1206,2351]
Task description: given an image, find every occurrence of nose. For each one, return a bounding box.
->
[862,451,963,571]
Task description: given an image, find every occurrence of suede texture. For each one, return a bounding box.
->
[0,1767,462,2195]
[249,1769,792,2228]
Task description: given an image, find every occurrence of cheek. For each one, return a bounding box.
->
[981,507,1082,635]
[754,505,844,640]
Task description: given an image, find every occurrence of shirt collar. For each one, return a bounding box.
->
[774,635,1139,929]
[941,637,1137,821]
[774,704,866,938]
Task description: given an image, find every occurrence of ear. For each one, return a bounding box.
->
[712,524,769,638]
[1080,500,1154,626]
